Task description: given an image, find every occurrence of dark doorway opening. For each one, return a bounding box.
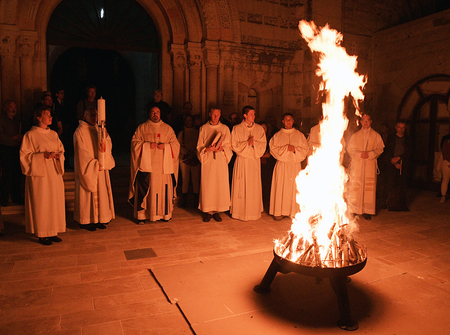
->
[49,47,136,156]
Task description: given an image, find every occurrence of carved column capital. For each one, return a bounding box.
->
[17,36,37,58]
[202,40,220,67]
[185,42,202,68]
[0,33,18,56]
[170,44,186,69]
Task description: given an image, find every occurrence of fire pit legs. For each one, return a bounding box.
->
[254,255,363,331]
[330,276,358,331]
[253,258,281,293]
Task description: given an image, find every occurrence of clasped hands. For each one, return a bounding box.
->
[360,151,369,159]
[150,142,165,150]
[44,152,61,160]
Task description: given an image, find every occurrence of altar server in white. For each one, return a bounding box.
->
[197,107,233,222]
[269,113,308,220]
[230,106,266,221]
[20,107,66,245]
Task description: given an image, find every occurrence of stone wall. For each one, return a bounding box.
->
[372,8,450,126]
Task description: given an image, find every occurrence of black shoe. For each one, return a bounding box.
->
[362,214,372,220]
[212,213,222,222]
[202,213,212,222]
[49,236,62,242]
[95,223,107,229]
[160,218,171,222]
[80,223,96,231]
[102,221,110,225]
[39,237,53,245]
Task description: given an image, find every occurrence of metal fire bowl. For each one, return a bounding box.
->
[273,249,367,278]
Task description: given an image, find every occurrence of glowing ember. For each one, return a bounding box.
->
[274,21,367,268]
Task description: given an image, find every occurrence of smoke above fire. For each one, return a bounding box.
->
[274,21,367,267]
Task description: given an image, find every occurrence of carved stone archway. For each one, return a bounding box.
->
[397,74,450,186]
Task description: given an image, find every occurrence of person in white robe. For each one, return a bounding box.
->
[74,107,115,231]
[20,107,66,245]
[230,106,266,221]
[129,107,180,223]
[197,107,233,222]
[269,113,308,220]
[347,114,384,219]
[307,123,321,156]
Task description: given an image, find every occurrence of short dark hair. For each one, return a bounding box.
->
[86,84,96,92]
[34,106,51,125]
[242,106,255,116]
[282,112,294,120]
[209,107,221,113]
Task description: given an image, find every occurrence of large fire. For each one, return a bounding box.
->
[274,21,367,268]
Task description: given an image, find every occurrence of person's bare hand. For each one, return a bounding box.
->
[13,134,23,141]
[157,143,165,150]
[150,142,157,149]
[248,136,254,147]
[361,151,369,159]
[44,152,60,159]
[288,144,295,152]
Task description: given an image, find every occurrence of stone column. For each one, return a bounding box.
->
[219,41,235,116]
[0,28,18,103]
[202,41,220,110]
[18,35,37,120]
[186,42,202,117]
[170,44,186,113]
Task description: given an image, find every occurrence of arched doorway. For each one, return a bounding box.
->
[46,0,160,155]
[49,47,137,152]
[397,74,450,187]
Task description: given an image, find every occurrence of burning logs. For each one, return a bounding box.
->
[274,225,367,269]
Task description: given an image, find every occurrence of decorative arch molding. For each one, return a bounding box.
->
[198,0,240,42]
[396,74,450,186]
[397,74,450,120]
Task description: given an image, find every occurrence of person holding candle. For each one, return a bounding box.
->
[20,107,66,245]
[129,106,180,223]
[73,107,115,231]
[0,100,24,207]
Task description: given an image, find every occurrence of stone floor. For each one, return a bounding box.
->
[1,166,450,334]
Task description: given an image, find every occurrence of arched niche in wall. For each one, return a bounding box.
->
[397,74,450,187]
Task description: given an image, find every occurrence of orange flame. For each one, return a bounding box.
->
[275,21,367,267]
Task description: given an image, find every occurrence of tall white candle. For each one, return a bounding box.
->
[98,97,106,122]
